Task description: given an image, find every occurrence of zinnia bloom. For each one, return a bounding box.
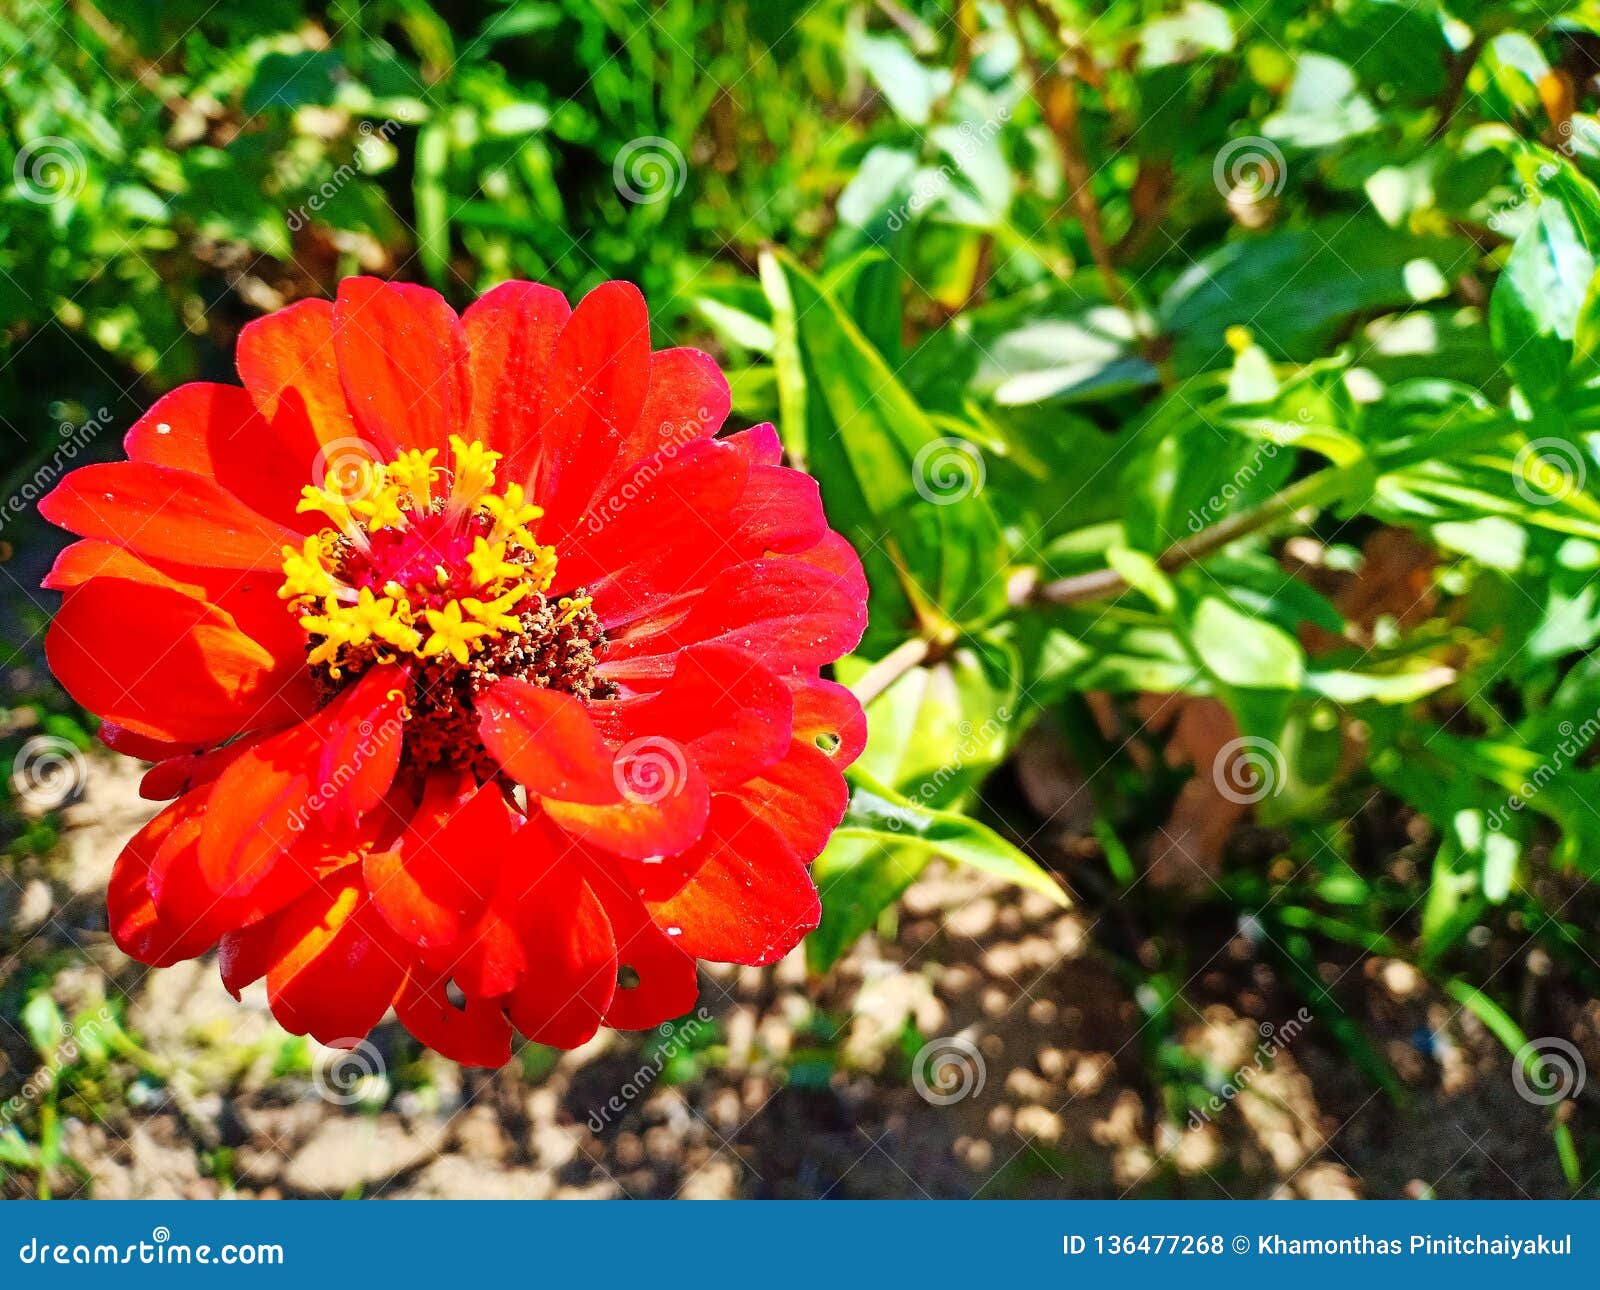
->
[40,278,867,1065]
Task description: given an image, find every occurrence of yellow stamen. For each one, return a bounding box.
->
[482,482,543,547]
[467,536,523,587]
[463,586,530,635]
[282,437,563,675]
[296,483,357,534]
[421,600,494,664]
[449,435,501,510]
[557,594,593,626]
[386,448,438,510]
[278,535,338,602]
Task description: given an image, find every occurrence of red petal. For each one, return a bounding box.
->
[601,551,868,682]
[47,579,314,745]
[263,873,407,1045]
[145,783,322,944]
[608,347,728,477]
[195,719,323,898]
[529,281,651,529]
[722,423,782,466]
[591,644,792,789]
[333,277,470,460]
[728,463,827,556]
[44,540,306,671]
[477,680,619,804]
[559,437,751,615]
[503,817,618,1048]
[724,739,849,862]
[461,281,570,470]
[588,874,698,1030]
[789,677,867,767]
[140,727,270,802]
[365,774,511,948]
[218,921,277,998]
[99,722,195,763]
[107,801,220,966]
[122,382,317,531]
[40,462,300,570]
[315,665,408,826]
[541,765,710,863]
[447,906,525,999]
[236,297,362,444]
[45,540,208,597]
[395,968,513,1068]
[647,798,819,965]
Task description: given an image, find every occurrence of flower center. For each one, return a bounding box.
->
[278,436,613,772]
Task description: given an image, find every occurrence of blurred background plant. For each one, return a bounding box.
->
[6,0,1600,1198]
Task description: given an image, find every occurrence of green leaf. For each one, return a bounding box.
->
[762,250,1007,647]
[842,636,1018,806]
[1261,53,1378,147]
[808,836,927,973]
[413,122,451,287]
[1189,595,1305,689]
[1162,219,1469,371]
[850,33,951,126]
[1490,199,1596,406]
[972,308,1158,406]
[839,770,1068,908]
[810,769,1072,969]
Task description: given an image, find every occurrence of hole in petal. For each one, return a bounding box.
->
[617,964,641,991]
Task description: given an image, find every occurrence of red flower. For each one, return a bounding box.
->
[40,278,867,1065]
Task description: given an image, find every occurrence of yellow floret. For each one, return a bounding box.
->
[421,599,494,664]
[449,435,501,511]
[482,482,543,548]
[284,437,570,674]
[386,447,439,510]
[466,536,524,589]
[278,535,337,602]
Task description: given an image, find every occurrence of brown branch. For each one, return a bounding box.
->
[1113,156,1173,265]
[849,636,934,706]
[1429,33,1487,143]
[1002,0,1123,306]
[849,468,1354,706]
[1033,469,1348,605]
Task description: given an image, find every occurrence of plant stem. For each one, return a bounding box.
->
[847,466,1353,706]
[1033,467,1349,605]
[1002,0,1122,306]
[1030,467,1344,604]
[1429,32,1486,143]
[849,635,933,706]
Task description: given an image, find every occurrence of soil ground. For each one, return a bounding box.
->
[0,752,1584,1200]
